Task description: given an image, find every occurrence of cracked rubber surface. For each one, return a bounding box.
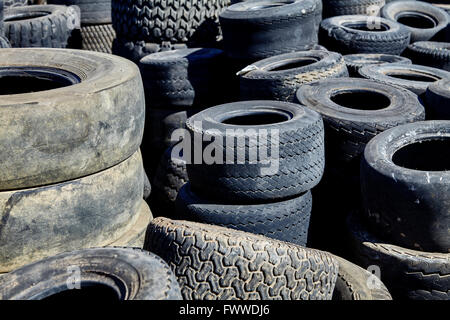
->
[145,217,339,300]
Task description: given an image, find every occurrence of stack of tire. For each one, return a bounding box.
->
[349,120,450,300]
[174,100,325,248]
[47,0,115,53]
[0,48,150,274]
[111,0,231,62]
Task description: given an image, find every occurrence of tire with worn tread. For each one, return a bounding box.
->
[0,247,182,300]
[424,79,450,120]
[48,0,112,24]
[405,41,450,71]
[322,0,386,19]
[145,217,339,300]
[344,53,412,76]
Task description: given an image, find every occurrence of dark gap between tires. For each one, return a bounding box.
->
[396,12,437,29]
[222,111,290,125]
[387,72,440,82]
[331,90,391,110]
[343,22,390,32]
[270,58,319,71]
[392,138,450,171]
[43,284,120,301]
[4,12,50,22]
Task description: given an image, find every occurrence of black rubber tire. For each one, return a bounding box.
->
[344,53,412,76]
[219,0,322,60]
[319,15,411,55]
[0,247,182,300]
[239,50,349,102]
[0,0,3,36]
[381,0,449,43]
[0,151,144,273]
[81,23,115,53]
[47,0,112,24]
[4,5,78,48]
[332,255,392,300]
[405,41,450,71]
[296,78,426,164]
[348,213,450,300]
[112,37,187,63]
[0,35,10,47]
[176,183,312,247]
[359,63,450,95]
[139,48,226,109]
[145,217,339,300]
[111,0,230,45]
[361,121,450,253]
[186,101,325,203]
[322,0,386,19]
[0,48,145,191]
[424,79,450,120]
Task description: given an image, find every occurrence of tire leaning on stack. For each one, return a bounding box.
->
[0,48,147,273]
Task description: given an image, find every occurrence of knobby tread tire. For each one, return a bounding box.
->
[81,23,115,53]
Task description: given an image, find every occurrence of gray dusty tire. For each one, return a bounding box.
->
[176,183,312,247]
[239,50,348,102]
[405,41,450,71]
[185,101,325,203]
[344,53,412,76]
[0,35,10,47]
[0,151,144,273]
[0,48,145,190]
[332,255,392,300]
[322,0,387,18]
[424,79,450,120]
[0,247,182,300]
[81,23,115,53]
[361,121,450,253]
[4,5,78,48]
[348,213,450,300]
[47,0,112,25]
[145,217,339,300]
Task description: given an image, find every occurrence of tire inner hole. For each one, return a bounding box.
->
[269,58,319,71]
[0,67,81,95]
[343,22,390,32]
[392,138,450,171]
[396,11,437,29]
[386,71,441,82]
[331,90,391,110]
[222,110,291,125]
[43,284,121,301]
[4,11,50,22]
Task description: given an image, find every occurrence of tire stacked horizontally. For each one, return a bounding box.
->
[0,48,150,274]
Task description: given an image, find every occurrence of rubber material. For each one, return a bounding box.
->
[176,183,312,247]
[405,41,450,71]
[424,79,450,120]
[145,217,339,300]
[0,151,144,273]
[344,53,412,76]
[0,35,10,47]
[239,50,348,102]
[48,0,112,24]
[0,247,182,300]
[322,0,386,18]
[81,23,115,53]
[0,48,145,190]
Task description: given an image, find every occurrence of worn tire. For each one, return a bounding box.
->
[344,53,412,76]
[47,0,111,24]
[4,5,78,48]
[139,48,226,108]
[0,48,145,190]
[361,121,450,253]
[322,0,386,19]
[80,23,115,53]
[424,79,450,120]
[332,255,392,300]
[0,151,144,273]
[381,0,449,42]
[348,213,450,300]
[239,50,349,102]
[0,247,182,300]
[220,0,322,60]
[0,0,3,36]
[176,183,312,247]
[186,101,325,202]
[405,41,450,71]
[359,63,450,95]
[145,217,339,300]
[319,15,411,55]
[0,35,10,47]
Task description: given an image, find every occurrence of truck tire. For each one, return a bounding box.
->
[405,41,450,71]
[344,53,412,76]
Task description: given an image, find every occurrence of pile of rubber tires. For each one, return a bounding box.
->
[0,0,449,301]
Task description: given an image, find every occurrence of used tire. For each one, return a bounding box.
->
[344,53,412,76]
[424,79,450,120]
[381,0,449,42]
[239,50,348,102]
[176,183,312,247]
[322,0,386,19]
[0,247,182,300]
[139,48,226,108]
[112,0,230,45]
[332,255,392,300]
[359,63,450,95]
[348,213,450,300]
[219,0,322,60]
[145,218,339,300]
[0,151,144,273]
[0,35,10,47]
[185,101,325,202]
[361,121,450,253]
[0,48,145,190]
[81,23,115,53]
[47,0,112,25]
[319,15,411,55]
[0,0,3,36]
[405,41,450,71]
[4,5,78,48]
